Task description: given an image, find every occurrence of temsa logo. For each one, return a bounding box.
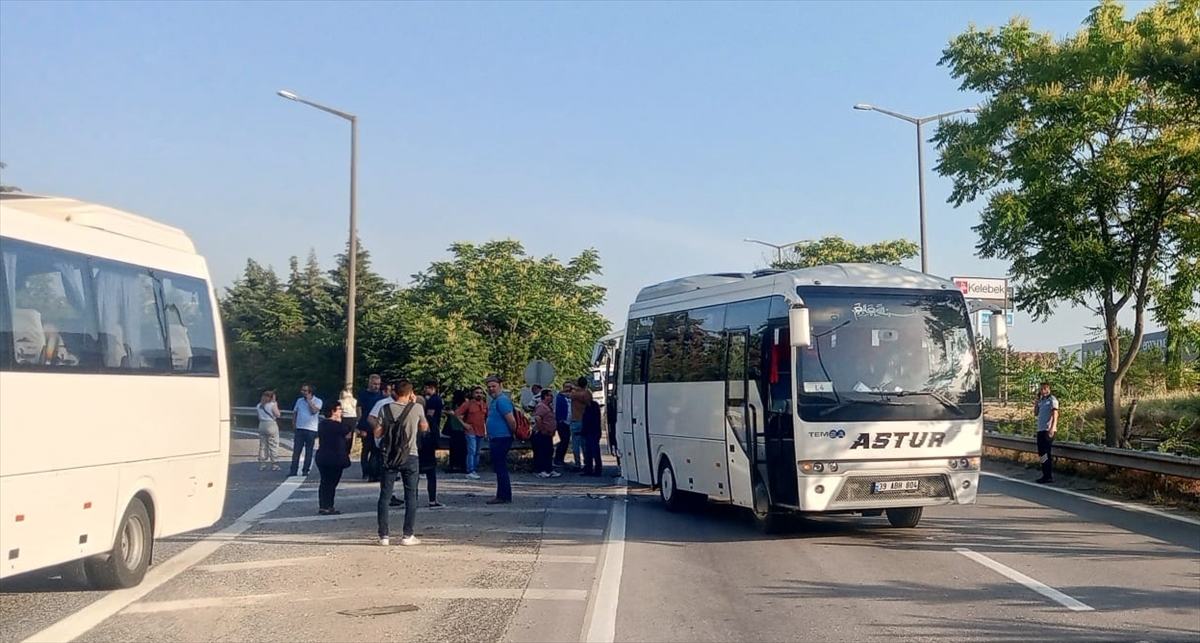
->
[849,432,947,449]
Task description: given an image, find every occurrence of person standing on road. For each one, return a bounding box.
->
[553,381,574,468]
[453,386,489,480]
[485,375,517,504]
[289,384,322,477]
[569,377,594,474]
[532,389,561,478]
[420,381,445,508]
[370,379,427,547]
[356,374,385,482]
[256,389,281,471]
[581,394,603,477]
[1034,382,1059,484]
[315,401,353,515]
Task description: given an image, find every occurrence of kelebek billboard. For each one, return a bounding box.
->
[951,276,1008,305]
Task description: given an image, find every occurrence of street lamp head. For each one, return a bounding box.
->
[853,103,874,111]
[276,90,299,101]
[966,106,981,113]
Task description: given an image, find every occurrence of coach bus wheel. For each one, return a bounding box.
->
[886,506,923,528]
[85,498,152,590]
[658,459,687,512]
[751,480,784,534]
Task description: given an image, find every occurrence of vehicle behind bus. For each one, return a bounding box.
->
[614,264,982,531]
[0,193,230,588]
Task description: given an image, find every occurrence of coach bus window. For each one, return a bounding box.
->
[93,262,168,372]
[795,287,980,423]
[1,240,100,370]
[161,275,219,375]
[649,312,686,382]
[683,305,725,381]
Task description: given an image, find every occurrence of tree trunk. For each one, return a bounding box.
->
[1103,370,1123,447]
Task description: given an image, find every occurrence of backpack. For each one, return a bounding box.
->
[380,402,416,470]
[512,408,532,441]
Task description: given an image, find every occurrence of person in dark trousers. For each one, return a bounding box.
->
[581,395,603,477]
[420,381,445,508]
[370,379,427,547]
[444,389,469,473]
[532,389,561,478]
[553,381,573,468]
[315,401,353,515]
[289,384,322,477]
[1034,382,1059,484]
[484,375,516,504]
[355,374,385,481]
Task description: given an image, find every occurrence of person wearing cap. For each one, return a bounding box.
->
[484,374,517,504]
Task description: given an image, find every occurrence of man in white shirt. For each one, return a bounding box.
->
[289,384,322,477]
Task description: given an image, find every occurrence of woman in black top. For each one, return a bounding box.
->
[315,401,353,515]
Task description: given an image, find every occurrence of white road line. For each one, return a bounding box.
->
[954,547,1094,612]
[194,556,326,573]
[984,472,1200,527]
[122,588,588,613]
[21,442,307,643]
[583,478,629,643]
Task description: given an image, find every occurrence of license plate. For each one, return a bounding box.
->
[873,480,919,493]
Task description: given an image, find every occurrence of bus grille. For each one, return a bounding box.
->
[834,474,953,503]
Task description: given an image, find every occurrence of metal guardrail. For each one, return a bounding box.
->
[982,420,1200,480]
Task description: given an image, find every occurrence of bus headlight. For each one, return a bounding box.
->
[828,462,838,473]
[949,459,959,469]
[813,462,825,473]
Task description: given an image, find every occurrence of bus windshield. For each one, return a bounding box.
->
[795,287,980,422]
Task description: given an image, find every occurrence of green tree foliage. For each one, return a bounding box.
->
[0,161,20,193]
[934,0,1200,446]
[408,240,610,387]
[770,236,920,270]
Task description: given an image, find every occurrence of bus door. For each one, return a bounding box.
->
[765,325,799,506]
[724,329,755,506]
[626,339,654,485]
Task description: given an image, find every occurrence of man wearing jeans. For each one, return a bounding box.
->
[370,380,427,546]
[289,384,322,477]
[484,375,516,504]
[453,386,489,480]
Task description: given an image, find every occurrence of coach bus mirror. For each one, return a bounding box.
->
[789,307,811,348]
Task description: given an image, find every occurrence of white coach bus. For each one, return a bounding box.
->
[616,264,982,531]
[0,193,230,588]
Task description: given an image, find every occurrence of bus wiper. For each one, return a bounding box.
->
[892,390,964,415]
[816,398,900,417]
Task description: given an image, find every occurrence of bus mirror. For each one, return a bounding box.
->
[789,307,811,348]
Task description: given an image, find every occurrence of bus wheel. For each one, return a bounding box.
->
[658,459,686,512]
[86,498,152,590]
[752,480,784,534]
[886,506,923,528]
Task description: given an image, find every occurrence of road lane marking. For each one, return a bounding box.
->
[21,437,307,643]
[984,472,1200,527]
[954,547,1094,611]
[121,588,588,613]
[194,556,327,573]
[583,478,628,643]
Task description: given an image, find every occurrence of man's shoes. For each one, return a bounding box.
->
[389,496,405,507]
[1035,477,1053,484]
[427,501,445,509]
[548,471,562,478]
[486,498,511,505]
[379,536,390,546]
[466,472,482,480]
[400,535,420,546]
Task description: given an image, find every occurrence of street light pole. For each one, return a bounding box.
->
[743,238,813,266]
[853,103,980,274]
[277,90,360,395]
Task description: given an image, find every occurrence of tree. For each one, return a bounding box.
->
[408,240,610,387]
[287,250,340,332]
[934,0,1200,446]
[220,259,307,403]
[769,236,920,270]
[0,161,20,193]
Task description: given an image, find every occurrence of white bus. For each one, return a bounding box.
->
[0,193,230,588]
[616,264,982,531]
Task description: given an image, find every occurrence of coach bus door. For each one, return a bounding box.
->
[724,329,755,506]
[627,338,654,485]
[765,325,799,506]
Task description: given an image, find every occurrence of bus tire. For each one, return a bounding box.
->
[658,459,687,512]
[886,506,922,528]
[751,480,785,534]
[85,498,152,590]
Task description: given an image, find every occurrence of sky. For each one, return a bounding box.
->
[0,0,1167,352]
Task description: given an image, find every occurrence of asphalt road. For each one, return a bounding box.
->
[1,432,1197,643]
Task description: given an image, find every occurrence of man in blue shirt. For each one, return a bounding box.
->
[484,375,517,504]
[289,384,322,477]
[553,381,573,468]
[1034,382,1059,484]
[355,374,385,481]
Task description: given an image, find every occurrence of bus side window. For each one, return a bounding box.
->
[93,262,166,373]
[161,275,219,375]
[2,241,100,371]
